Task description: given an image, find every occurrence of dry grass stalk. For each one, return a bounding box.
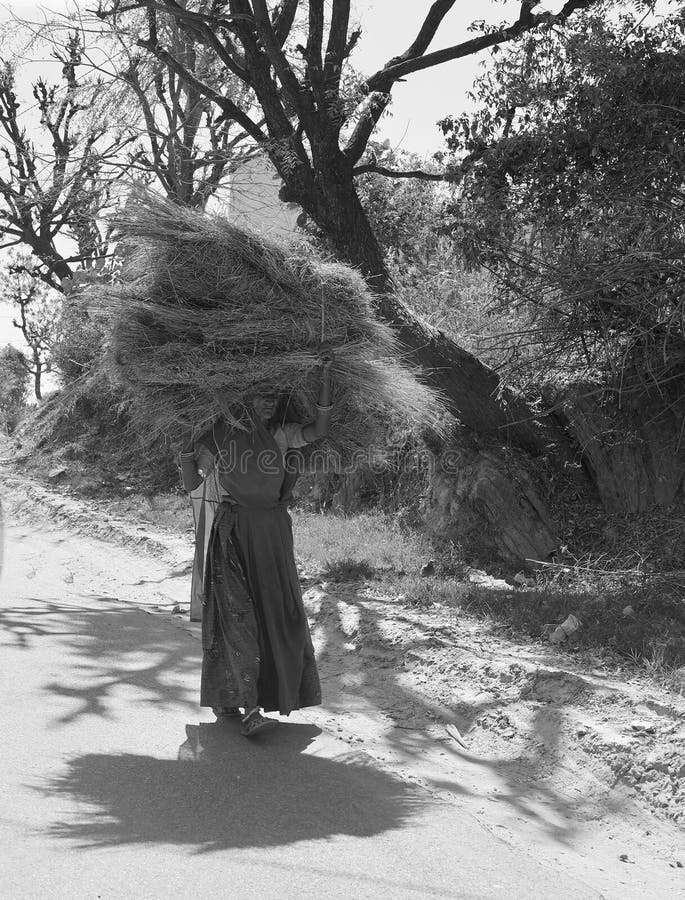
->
[83,192,446,462]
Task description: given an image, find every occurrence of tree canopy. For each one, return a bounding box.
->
[439,5,685,396]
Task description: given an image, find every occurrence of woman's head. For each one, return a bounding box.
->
[251,391,279,424]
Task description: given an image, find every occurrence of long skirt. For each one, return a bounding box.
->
[200,502,321,715]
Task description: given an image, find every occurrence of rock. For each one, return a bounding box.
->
[644,749,671,768]
[622,605,634,617]
[302,586,327,604]
[445,723,467,748]
[630,721,656,734]
[47,466,67,481]
[424,446,558,561]
[549,614,580,644]
[167,562,194,579]
[671,666,685,688]
[466,568,513,591]
[513,571,535,587]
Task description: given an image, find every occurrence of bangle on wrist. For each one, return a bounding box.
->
[315,403,332,411]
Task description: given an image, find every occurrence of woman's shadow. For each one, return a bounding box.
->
[41,719,424,852]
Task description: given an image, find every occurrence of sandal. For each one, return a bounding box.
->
[213,706,242,718]
[241,708,278,738]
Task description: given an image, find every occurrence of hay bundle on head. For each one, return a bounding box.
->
[93,191,445,464]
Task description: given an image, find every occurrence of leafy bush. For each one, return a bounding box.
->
[0,344,30,432]
[51,282,108,384]
[440,9,685,398]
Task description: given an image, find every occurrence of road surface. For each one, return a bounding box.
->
[0,502,680,899]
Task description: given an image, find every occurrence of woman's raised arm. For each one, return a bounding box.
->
[302,352,334,442]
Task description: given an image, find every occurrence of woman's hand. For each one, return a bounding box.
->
[312,348,333,432]
[180,426,195,454]
[318,348,335,370]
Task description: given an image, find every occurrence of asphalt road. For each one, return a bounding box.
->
[0,508,639,899]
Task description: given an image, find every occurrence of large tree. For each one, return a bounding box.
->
[95,0,600,456]
[1,12,260,289]
[0,31,127,286]
[59,3,260,207]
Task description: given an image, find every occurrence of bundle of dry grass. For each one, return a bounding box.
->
[90,191,445,463]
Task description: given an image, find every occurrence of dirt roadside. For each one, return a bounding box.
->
[2,466,684,890]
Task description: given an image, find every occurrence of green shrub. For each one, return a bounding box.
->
[0,344,30,433]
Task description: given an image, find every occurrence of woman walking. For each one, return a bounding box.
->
[180,355,333,737]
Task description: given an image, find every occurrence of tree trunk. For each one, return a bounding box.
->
[280,164,565,561]
[302,172,560,456]
[29,235,73,288]
[549,385,685,514]
[424,441,558,563]
[33,351,42,402]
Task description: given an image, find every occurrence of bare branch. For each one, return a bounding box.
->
[345,0,598,165]
[343,91,391,165]
[96,0,247,31]
[352,163,452,181]
[251,0,315,127]
[365,0,597,91]
[272,0,299,48]
[144,0,250,82]
[401,0,457,61]
[323,0,350,88]
[138,36,266,142]
[306,0,325,99]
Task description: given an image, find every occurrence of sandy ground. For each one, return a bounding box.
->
[1,469,684,898]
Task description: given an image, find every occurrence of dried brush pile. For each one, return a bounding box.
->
[89,192,445,464]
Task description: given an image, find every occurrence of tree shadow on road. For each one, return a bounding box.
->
[0,599,200,720]
[37,719,426,851]
[310,589,630,846]
[1,598,426,852]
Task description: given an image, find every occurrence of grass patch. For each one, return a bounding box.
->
[293,508,685,681]
[292,509,432,576]
[320,556,379,582]
[460,579,685,670]
[105,492,193,532]
[376,573,469,609]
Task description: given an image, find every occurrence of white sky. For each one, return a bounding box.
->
[349,1,504,154]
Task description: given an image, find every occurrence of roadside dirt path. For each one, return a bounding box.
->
[1,470,683,898]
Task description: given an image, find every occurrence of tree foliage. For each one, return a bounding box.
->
[55,4,260,207]
[0,251,61,399]
[440,5,685,396]
[354,141,449,264]
[0,343,30,431]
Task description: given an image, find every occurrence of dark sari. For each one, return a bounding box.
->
[198,418,321,715]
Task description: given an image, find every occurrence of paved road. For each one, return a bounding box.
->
[0,508,659,899]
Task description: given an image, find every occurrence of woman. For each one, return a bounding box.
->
[180,355,333,737]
